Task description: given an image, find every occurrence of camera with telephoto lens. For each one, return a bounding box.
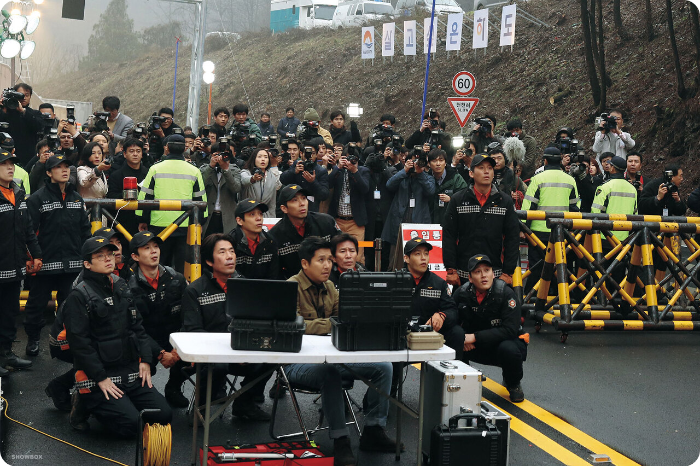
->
[568,150,588,179]
[0,132,13,150]
[427,130,443,149]
[66,105,76,126]
[408,145,428,174]
[148,113,167,132]
[346,142,360,165]
[265,134,279,148]
[299,120,320,142]
[93,112,110,132]
[1,89,24,111]
[474,117,492,135]
[555,137,579,155]
[214,137,233,162]
[428,108,439,129]
[663,170,678,194]
[365,153,387,173]
[230,121,253,148]
[408,317,433,333]
[38,113,55,138]
[46,129,60,151]
[132,126,146,139]
[298,146,317,173]
[598,113,618,132]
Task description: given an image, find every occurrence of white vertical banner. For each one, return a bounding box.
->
[362,26,375,59]
[446,12,463,51]
[472,8,489,49]
[404,20,417,56]
[423,17,437,54]
[382,22,395,57]
[500,4,517,47]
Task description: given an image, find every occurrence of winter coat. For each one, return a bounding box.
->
[200,163,242,235]
[277,116,301,137]
[329,122,362,145]
[77,166,108,199]
[0,181,41,283]
[430,167,468,225]
[327,166,371,226]
[228,227,280,280]
[638,177,687,216]
[279,164,330,213]
[288,270,338,335]
[381,169,436,245]
[182,269,243,333]
[240,166,281,217]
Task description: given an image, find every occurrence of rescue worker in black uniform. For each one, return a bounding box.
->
[442,153,520,287]
[268,184,341,279]
[227,198,280,279]
[25,154,91,357]
[328,233,367,287]
[452,254,528,403]
[63,237,172,435]
[128,231,188,408]
[181,233,272,420]
[93,227,132,281]
[0,149,39,376]
[404,238,465,359]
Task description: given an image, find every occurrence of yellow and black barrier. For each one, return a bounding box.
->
[515,211,700,342]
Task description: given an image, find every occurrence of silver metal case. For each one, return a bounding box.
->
[481,400,511,466]
[422,360,483,456]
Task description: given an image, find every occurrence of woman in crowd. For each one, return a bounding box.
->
[240,147,282,217]
[76,141,109,199]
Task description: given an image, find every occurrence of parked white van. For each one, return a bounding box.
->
[394,0,464,17]
[332,0,395,27]
[473,0,508,10]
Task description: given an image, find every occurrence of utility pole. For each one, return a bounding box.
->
[161,0,208,130]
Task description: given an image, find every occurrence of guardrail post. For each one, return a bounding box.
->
[186,206,202,283]
[640,228,660,324]
[90,203,102,233]
[374,238,382,272]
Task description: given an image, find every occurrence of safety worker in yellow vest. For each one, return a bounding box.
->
[137,134,207,274]
[521,146,580,294]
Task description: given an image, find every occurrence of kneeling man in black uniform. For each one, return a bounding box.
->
[64,237,172,436]
[452,254,528,403]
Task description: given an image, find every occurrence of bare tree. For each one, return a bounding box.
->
[644,0,654,41]
[612,0,628,41]
[581,0,601,106]
[666,0,688,99]
[689,2,700,84]
[596,0,607,112]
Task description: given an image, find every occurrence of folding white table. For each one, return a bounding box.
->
[170,332,455,466]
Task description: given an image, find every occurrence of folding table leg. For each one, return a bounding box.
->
[416,362,426,466]
[201,364,213,466]
[190,363,201,466]
[395,365,404,461]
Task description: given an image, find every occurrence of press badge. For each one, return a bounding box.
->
[374,190,381,200]
[439,200,445,207]
[409,198,416,208]
[663,208,669,217]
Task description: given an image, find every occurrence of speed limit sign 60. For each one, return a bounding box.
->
[452,71,476,96]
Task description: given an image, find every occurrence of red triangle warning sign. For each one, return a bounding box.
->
[448,97,480,128]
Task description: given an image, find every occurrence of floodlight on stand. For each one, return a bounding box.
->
[202,61,215,73]
[346,103,363,119]
[34,0,44,4]
[25,11,40,34]
[10,9,20,16]
[203,72,215,84]
[20,40,35,59]
[8,14,27,34]
[0,39,20,59]
[452,135,464,149]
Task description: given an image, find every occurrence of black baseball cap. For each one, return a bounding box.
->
[403,238,433,255]
[81,236,118,257]
[163,134,185,145]
[129,231,163,250]
[543,146,562,158]
[470,153,496,170]
[278,184,311,205]
[467,254,493,272]
[0,150,17,164]
[92,227,117,240]
[235,198,269,218]
[610,156,627,171]
[45,154,72,170]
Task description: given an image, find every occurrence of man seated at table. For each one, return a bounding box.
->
[328,233,367,287]
[452,254,528,403]
[404,238,465,360]
[181,233,272,420]
[286,237,398,466]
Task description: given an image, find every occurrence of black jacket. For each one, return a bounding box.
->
[0,182,41,283]
[329,262,367,287]
[128,264,186,357]
[575,173,601,213]
[26,180,91,275]
[279,164,330,213]
[452,279,522,348]
[106,162,150,234]
[1,107,45,167]
[228,227,280,280]
[182,270,242,333]
[365,158,398,224]
[329,122,361,145]
[327,166,371,226]
[268,212,341,279]
[638,177,687,216]
[410,271,458,328]
[63,269,152,389]
[442,185,520,278]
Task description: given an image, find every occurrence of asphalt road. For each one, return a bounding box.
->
[1,317,699,466]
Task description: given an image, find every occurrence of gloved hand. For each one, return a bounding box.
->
[499,273,513,285]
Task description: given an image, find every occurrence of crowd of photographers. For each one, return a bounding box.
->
[1,84,699,463]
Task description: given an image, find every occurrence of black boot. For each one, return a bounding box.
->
[359,425,404,452]
[0,349,33,370]
[45,378,72,411]
[164,381,189,408]
[69,392,90,432]
[333,436,356,466]
[25,339,39,357]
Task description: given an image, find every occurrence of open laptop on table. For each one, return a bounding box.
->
[226,278,298,321]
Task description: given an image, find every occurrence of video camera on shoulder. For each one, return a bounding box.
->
[148,113,167,132]
[230,121,253,148]
[555,136,579,155]
[93,112,110,132]
[214,136,233,162]
[1,89,24,111]
[474,117,492,135]
[428,108,439,129]
[596,113,618,132]
[568,149,588,178]
[663,170,679,194]
[299,120,320,141]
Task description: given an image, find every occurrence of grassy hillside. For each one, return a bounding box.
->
[38,0,700,194]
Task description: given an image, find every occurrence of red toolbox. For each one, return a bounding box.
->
[200,441,333,465]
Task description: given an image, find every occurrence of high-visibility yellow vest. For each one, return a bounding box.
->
[591,175,637,241]
[522,166,580,232]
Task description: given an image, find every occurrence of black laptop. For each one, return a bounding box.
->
[226,278,298,321]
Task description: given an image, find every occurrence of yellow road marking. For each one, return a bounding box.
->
[483,378,641,466]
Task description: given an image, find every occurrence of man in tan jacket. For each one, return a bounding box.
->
[286,237,397,466]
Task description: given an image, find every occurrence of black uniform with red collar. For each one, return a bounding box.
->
[452,279,527,387]
[409,269,465,360]
[228,226,280,280]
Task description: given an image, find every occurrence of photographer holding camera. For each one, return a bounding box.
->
[240,147,281,217]
[101,96,133,142]
[107,138,149,234]
[428,148,468,225]
[405,108,451,155]
[592,110,635,162]
[468,115,501,154]
[201,138,242,236]
[277,107,300,138]
[364,146,400,271]
[0,84,45,167]
[279,139,330,213]
[211,107,230,138]
[230,103,262,146]
[328,110,362,146]
[638,164,685,216]
[56,118,87,159]
[192,126,218,167]
[147,108,181,158]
